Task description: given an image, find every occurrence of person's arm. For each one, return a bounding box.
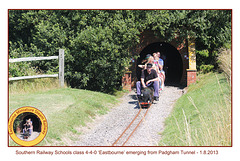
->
[159,60,164,70]
[154,64,160,74]
[146,70,159,85]
[141,78,147,88]
[158,61,163,70]
[146,77,159,85]
[141,70,146,88]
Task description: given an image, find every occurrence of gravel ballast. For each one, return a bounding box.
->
[74,86,183,146]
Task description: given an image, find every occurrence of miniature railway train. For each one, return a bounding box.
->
[137,87,154,108]
[112,87,155,146]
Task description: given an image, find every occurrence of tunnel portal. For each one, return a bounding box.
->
[136,42,183,85]
[22,113,42,132]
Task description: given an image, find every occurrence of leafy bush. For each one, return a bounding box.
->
[199,64,214,73]
[9,10,231,93]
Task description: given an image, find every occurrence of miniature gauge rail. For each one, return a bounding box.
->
[112,99,152,146]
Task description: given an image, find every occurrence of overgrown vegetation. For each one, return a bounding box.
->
[9,10,231,93]
[217,48,231,82]
[159,73,231,146]
[9,78,63,95]
[159,37,232,146]
[159,45,231,146]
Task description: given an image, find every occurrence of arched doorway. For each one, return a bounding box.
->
[22,113,42,132]
[136,42,183,85]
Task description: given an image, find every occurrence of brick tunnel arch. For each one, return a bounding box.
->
[136,42,183,85]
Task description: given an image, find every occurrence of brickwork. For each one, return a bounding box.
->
[122,71,132,91]
[122,30,197,90]
[187,37,197,86]
[129,30,188,85]
[187,70,197,86]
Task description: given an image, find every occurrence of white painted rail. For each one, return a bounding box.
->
[9,49,64,87]
[9,56,59,63]
[9,74,59,81]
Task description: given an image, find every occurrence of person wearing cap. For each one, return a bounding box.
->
[136,63,159,101]
[138,55,159,73]
[138,54,152,69]
[154,51,165,90]
[23,118,33,136]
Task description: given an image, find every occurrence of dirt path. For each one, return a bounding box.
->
[74,86,183,146]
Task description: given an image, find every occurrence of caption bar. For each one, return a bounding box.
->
[15,149,219,156]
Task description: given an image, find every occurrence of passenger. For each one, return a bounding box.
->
[28,118,33,135]
[138,55,159,73]
[138,54,151,69]
[154,52,165,90]
[153,52,162,90]
[23,118,33,136]
[23,119,28,135]
[136,63,159,101]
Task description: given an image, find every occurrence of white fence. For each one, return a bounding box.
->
[9,49,64,87]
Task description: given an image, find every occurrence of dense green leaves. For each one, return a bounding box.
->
[9,10,231,93]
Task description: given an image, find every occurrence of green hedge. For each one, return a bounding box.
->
[9,10,231,93]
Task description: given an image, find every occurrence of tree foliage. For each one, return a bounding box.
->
[9,10,231,93]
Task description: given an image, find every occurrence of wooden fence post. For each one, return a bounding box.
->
[59,49,64,87]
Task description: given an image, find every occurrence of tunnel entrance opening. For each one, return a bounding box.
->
[22,113,42,132]
[136,42,183,86]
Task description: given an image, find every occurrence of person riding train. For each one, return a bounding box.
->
[153,51,165,91]
[136,63,159,101]
[23,118,33,136]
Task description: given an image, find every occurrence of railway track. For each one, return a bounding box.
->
[112,103,152,146]
[76,86,183,146]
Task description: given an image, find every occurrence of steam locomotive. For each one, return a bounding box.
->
[137,87,154,108]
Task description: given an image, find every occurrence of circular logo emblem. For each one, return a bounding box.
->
[8,106,48,146]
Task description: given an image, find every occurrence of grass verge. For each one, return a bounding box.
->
[159,72,231,146]
[9,78,66,95]
[9,88,118,146]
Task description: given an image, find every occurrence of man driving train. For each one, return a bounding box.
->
[136,63,159,101]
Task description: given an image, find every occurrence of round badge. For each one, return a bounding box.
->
[8,106,48,146]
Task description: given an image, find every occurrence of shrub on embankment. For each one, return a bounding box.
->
[159,72,231,146]
[9,10,231,93]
